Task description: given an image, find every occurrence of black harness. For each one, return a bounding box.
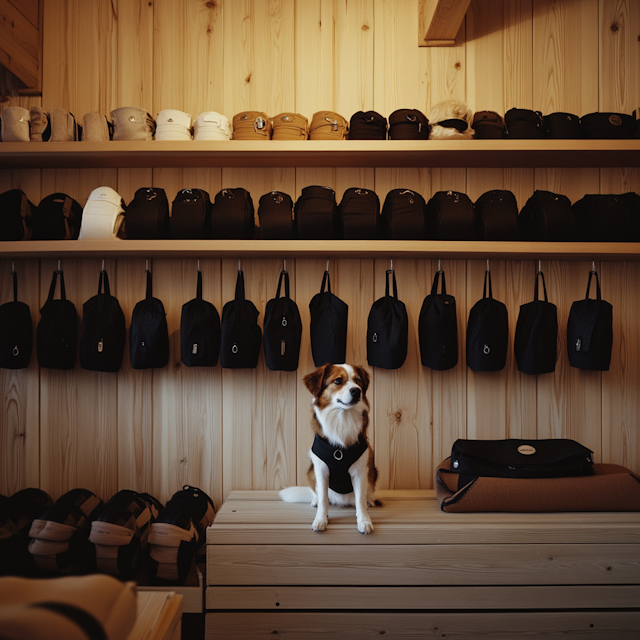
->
[311,433,368,494]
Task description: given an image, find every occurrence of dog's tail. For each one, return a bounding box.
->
[279,486,314,503]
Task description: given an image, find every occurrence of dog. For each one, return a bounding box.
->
[279,363,379,534]
[428,99,475,139]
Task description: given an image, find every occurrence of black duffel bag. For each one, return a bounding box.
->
[572,194,631,242]
[126,187,170,239]
[295,186,339,240]
[32,193,83,240]
[580,112,636,139]
[544,112,582,138]
[0,189,35,241]
[475,189,520,241]
[505,108,543,139]
[338,187,380,240]
[258,191,295,240]
[170,188,212,239]
[425,191,475,240]
[211,188,255,239]
[449,438,594,479]
[388,109,430,140]
[380,188,426,240]
[518,190,575,241]
[348,110,388,140]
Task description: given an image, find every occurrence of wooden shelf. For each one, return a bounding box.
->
[2,239,639,261]
[1,139,639,169]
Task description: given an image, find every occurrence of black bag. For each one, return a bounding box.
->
[263,270,302,371]
[505,108,543,139]
[567,270,613,371]
[170,188,212,239]
[79,270,126,372]
[418,269,458,371]
[449,439,594,479]
[580,112,636,139]
[474,190,521,241]
[309,270,348,367]
[180,269,221,367]
[472,111,505,139]
[338,188,380,240]
[220,270,262,369]
[348,110,388,140]
[544,112,582,138]
[211,188,255,239]
[466,270,508,372]
[388,109,430,140]
[257,191,295,240]
[367,270,408,370]
[0,189,35,241]
[32,193,83,240]
[36,269,78,370]
[129,269,169,369]
[380,189,426,240]
[514,270,558,375]
[518,190,575,241]
[572,194,631,242]
[294,186,339,240]
[618,192,640,241]
[125,187,170,239]
[425,191,475,240]
[0,269,33,369]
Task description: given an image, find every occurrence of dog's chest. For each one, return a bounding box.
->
[312,434,367,494]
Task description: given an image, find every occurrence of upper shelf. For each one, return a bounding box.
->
[2,239,639,261]
[1,140,639,169]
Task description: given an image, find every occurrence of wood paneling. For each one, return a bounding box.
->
[0,0,638,504]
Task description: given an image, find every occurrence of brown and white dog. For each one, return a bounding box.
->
[279,363,379,534]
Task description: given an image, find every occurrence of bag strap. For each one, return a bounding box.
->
[320,270,332,294]
[431,269,447,296]
[385,270,398,299]
[235,269,246,303]
[482,270,493,299]
[275,270,290,300]
[47,269,66,302]
[585,270,601,301]
[145,269,153,299]
[534,270,548,302]
[196,269,203,300]
[98,270,111,296]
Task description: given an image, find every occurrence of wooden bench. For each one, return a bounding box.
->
[205,490,640,639]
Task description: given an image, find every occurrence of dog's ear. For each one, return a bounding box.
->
[353,365,370,396]
[303,364,330,397]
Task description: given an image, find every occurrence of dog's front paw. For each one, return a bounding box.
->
[312,516,328,532]
[358,518,374,534]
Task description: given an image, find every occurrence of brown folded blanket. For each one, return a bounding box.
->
[436,458,640,512]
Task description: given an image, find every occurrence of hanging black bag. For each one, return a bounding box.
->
[567,270,613,371]
[294,186,339,240]
[380,188,427,240]
[180,269,221,367]
[130,269,169,369]
[125,187,170,239]
[367,269,408,370]
[79,269,126,372]
[0,189,35,241]
[474,189,521,241]
[0,268,33,369]
[220,270,262,369]
[466,269,508,372]
[418,269,458,371]
[309,270,348,367]
[36,269,78,370]
[518,190,575,241]
[258,191,295,240]
[263,270,302,371]
[211,188,255,239]
[170,188,212,239]
[338,187,380,240]
[514,270,558,375]
[32,193,83,240]
[425,191,475,240]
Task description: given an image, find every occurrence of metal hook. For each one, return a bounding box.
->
[145,258,149,272]
[326,259,330,272]
[102,258,105,272]
[11,260,15,274]
[58,259,61,272]
[238,258,242,273]
[283,259,287,273]
[197,259,201,273]
[390,258,394,271]
[486,259,490,273]
[538,259,542,275]
[591,260,596,274]
[438,259,442,273]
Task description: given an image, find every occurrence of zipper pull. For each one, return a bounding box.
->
[576,338,581,352]
[281,340,286,356]
[98,339,104,353]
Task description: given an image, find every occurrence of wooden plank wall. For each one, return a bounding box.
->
[1,0,639,507]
